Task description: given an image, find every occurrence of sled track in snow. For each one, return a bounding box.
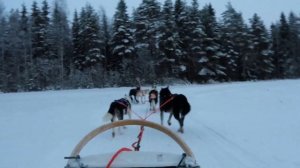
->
[199,122,268,168]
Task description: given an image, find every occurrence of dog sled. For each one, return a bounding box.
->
[65,119,200,168]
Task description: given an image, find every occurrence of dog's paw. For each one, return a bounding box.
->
[178,128,184,133]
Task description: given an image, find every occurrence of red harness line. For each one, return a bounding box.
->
[141,96,174,146]
[105,147,132,168]
[159,95,174,109]
[106,96,175,167]
[131,96,175,151]
[132,95,174,119]
[131,126,145,151]
[115,100,128,108]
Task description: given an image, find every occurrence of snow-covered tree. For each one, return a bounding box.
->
[185,0,207,82]
[247,13,274,79]
[72,10,80,66]
[220,2,249,81]
[30,1,51,90]
[99,8,112,68]
[110,0,136,85]
[199,4,225,82]
[276,13,292,78]
[134,0,161,59]
[270,23,280,79]
[157,0,178,79]
[3,9,22,92]
[288,12,300,77]
[174,0,189,57]
[31,1,44,59]
[172,0,194,82]
[19,5,32,91]
[133,0,161,83]
[72,4,105,88]
[74,4,103,69]
[0,2,6,91]
[48,0,71,88]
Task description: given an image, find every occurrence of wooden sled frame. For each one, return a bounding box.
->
[69,119,195,160]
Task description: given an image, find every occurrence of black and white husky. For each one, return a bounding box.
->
[103,98,132,137]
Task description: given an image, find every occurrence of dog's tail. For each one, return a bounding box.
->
[102,113,113,122]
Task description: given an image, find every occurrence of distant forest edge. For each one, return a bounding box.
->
[0,0,300,92]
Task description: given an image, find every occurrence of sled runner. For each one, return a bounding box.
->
[65,120,200,168]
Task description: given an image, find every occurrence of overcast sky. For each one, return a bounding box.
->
[2,0,300,27]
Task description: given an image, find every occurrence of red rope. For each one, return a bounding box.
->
[130,96,174,152]
[116,100,128,108]
[144,110,157,120]
[106,147,132,168]
[131,126,145,151]
[159,96,174,109]
[106,96,176,168]
[131,110,144,120]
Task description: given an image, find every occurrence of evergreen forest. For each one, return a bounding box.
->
[0,0,300,92]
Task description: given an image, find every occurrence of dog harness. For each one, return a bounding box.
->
[115,98,129,108]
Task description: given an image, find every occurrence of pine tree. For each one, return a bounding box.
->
[277,13,292,78]
[158,0,178,79]
[31,1,44,59]
[78,5,103,69]
[4,9,22,92]
[248,13,274,80]
[72,4,105,88]
[48,0,71,88]
[270,23,280,79]
[133,0,161,83]
[71,10,92,88]
[72,10,81,69]
[134,0,161,59]
[288,12,300,77]
[174,0,189,57]
[0,3,6,91]
[99,9,111,69]
[185,0,207,82]
[30,1,51,90]
[220,2,249,81]
[41,0,50,57]
[19,4,32,91]
[96,9,111,87]
[110,0,136,85]
[199,4,225,82]
[173,0,192,81]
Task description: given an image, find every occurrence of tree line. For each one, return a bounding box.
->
[0,0,299,92]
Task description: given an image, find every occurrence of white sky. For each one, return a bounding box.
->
[2,0,300,26]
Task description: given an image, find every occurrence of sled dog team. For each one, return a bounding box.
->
[103,85,191,137]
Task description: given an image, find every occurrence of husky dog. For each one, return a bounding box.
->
[149,88,158,111]
[103,98,132,137]
[159,87,191,133]
[129,86,141,103]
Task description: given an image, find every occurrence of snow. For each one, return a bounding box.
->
[199,68,215,76]
[1,79,300,168]
[199,57,208,63]
[180,65,186,72]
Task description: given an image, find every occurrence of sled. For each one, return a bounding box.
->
[64,119,200,168]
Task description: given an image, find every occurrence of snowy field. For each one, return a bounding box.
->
[1,79,300,168]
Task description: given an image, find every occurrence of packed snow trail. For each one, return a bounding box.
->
[1,80,300,168]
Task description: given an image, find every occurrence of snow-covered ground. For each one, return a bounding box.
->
[1,79,300,168]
